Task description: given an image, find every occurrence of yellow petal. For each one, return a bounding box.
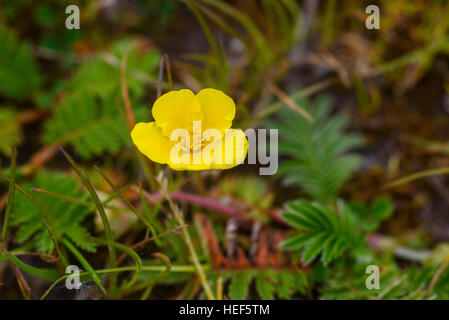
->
[167,145,213,170]
[152,89,203,137]
[167,159,212,171]
[210,129,248,169]
[166,129,248,171]
[131,122,176,164]
[197,88,235,135]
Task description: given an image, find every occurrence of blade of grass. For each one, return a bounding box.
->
[184,0,228,88]
[5,252,60,281]
[161,186,215,299]
[31,188,126,211]
[41,264,205,300]
[109,241,142,292]
[139,184,162,246]
[59,147,117,294]
[187,0,246,49]
[1,146,16,250]
[198,0,271,61]
[8,258,32,299]
[61,238,106,295]
[94,165,154,230]
[385,167,449,189]
[184,0,219,57]
[139,253,171,300]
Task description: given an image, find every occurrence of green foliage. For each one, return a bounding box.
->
[350,196,394,232]
[0,108,22,157]
[255,269,276,299]
[0,25,41,99]
[44,91,140,159]
[43,40,160,159]
[229,270,253,300]
[266,97,363,202]
[11,170,96,253]
[281,200,360,264]
[319,259,449,300]
[228,268,306,300]
[281,197,394,264]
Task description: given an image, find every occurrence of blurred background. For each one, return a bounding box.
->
[1,0,449,300]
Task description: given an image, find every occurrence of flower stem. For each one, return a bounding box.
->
[163,191,215,299]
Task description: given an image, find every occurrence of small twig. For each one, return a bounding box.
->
[157,56,165,98]
[21,143,60,175]
[164,54,173,91]
[120,46,135,130]
[8,258,33,300]
[267,80,314,123]
[427,259,449,298]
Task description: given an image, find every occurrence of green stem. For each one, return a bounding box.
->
[60,148,117,294]
[164,193,215,299]
[41,264,205,300]
[62,238,106,295]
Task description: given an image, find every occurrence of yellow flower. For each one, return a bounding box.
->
[131,88,248,171]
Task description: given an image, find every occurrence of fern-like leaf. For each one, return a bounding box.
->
[11,170,96,253]
[43,40,159,159]
[280,199,358,264]
[229,270,253,300]
[0,25,41,99]
[265,97,363,201]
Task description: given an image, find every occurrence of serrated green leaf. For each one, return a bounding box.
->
[229,270,253,300]
[280,199,358,264]
[255,270,276,300]
[265,97,362,201]
[277,271,294,299]
[0,25,41,99]
[11,170,95,253]
[280,232,315,250]
[302,232,330,263]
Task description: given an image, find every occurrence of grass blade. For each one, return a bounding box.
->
[94,165,154,230]
[62,238,106,295]
[5,252,60,281]
[1,146,16,249]
[110,241,142,292]
[59,147,117,293]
